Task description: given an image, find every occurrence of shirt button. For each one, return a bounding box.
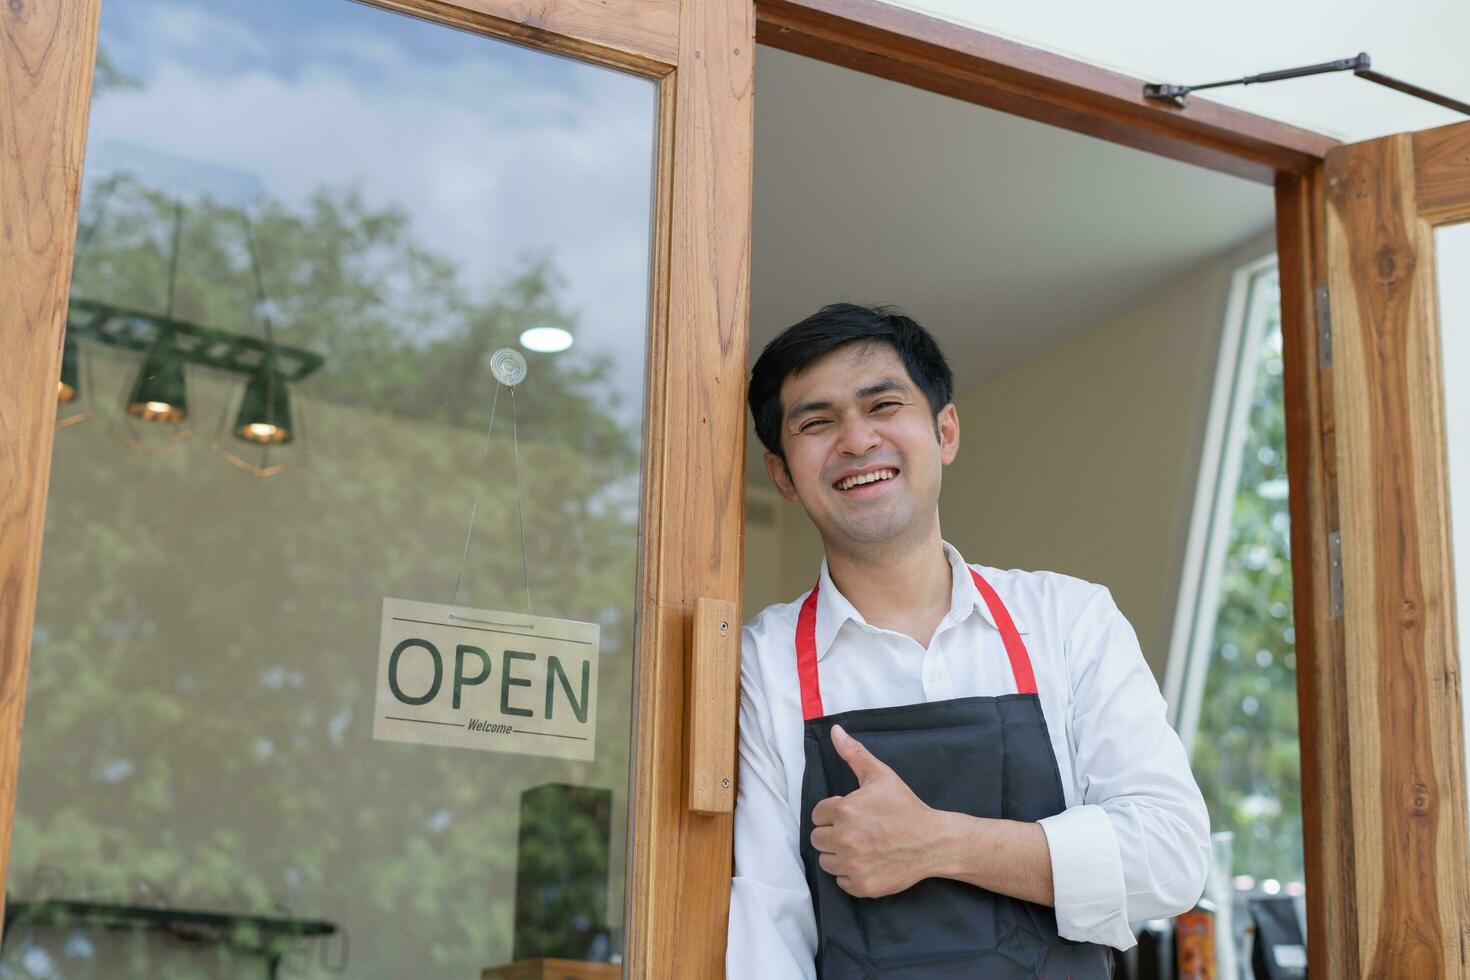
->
[924,668,940,682]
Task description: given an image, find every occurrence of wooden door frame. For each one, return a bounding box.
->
[753,0,1469,975]
[1315,121,1470,975]
[0,1,752,977]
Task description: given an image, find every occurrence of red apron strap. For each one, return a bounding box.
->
[968,568,1038,696]
[794,565,1037,721]
[796,582,824,721]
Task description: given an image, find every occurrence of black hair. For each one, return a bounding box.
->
[748,303,955,461]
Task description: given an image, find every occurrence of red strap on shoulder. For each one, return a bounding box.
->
[793,566,1037,721]
[796,582,824,721]
[969,568,1037,696]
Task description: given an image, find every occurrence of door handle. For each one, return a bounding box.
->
[688,597,739,814]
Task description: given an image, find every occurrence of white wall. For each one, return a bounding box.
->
[744,230,1277,680]
[874,0,1468,143]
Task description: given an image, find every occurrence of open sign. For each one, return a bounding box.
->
[373,598,600,761]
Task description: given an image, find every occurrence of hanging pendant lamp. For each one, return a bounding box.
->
[58,333,81,404]
[233,362,293,444]
[212,208,309,477]
[58,178,119,419]
[125,198,189,425]
[126,332,189,422]
[56,326,96,429]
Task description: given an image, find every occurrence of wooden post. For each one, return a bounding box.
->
[1323,124,1470,975]
[0,0,102,922]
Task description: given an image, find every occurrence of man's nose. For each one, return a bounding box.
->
[835,416,882,457]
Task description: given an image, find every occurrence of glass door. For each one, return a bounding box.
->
[0,1,753,977]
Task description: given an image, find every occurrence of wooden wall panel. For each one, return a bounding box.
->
[1325,128,1470,975]
[0,0,103,924]
[1276,166,1359,978]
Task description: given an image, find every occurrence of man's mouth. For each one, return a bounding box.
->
[833,468,899,492]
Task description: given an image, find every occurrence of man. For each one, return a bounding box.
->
[727,304,1210,978]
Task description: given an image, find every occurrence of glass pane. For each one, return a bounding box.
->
[1437,220,1470,831]
[14,1,657,977]
[1188,269,1306,892]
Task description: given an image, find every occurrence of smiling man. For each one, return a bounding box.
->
[727,304,1210,979]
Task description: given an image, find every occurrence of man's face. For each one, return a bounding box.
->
[765,342,959,551]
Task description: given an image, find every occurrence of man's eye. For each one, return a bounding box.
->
[872,401,901,411]
[799,419,831,432]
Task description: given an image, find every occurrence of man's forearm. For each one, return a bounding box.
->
[922,811,1055,907]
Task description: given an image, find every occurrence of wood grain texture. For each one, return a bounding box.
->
[688,598,739,814]
[366,0,680,70]
[1415,121,1470,224]
[755,0,1337,185]
[1326,129,1470,976]
[481,957,620,979]
[622,0,753,975]
[1275,167,1359,978]
[0,0,102,925]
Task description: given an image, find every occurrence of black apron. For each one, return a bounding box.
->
[796,566,1113,979]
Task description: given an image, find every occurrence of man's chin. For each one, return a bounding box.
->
[825,512,916,548]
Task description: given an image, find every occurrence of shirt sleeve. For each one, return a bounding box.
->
[1037,585,1212,950]
[727,627,818,980]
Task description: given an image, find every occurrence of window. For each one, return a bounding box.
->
[1165,259,1303,891]
[9,1,658,976]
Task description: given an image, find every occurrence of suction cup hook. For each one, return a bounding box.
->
[490,348,527,387]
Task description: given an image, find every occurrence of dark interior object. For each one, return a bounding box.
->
[1250,895,1308,979]
[512,783,614,963]
[1132,920,1174,980]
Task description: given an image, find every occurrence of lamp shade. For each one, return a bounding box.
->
[126,335,188,422]
[233,367,293,444]
[58,333,81,404]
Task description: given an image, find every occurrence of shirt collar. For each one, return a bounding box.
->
[811,540,1027,661]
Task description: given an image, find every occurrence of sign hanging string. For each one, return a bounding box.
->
[451,349,533,616]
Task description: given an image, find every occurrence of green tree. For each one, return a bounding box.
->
[1190,274,1304,885]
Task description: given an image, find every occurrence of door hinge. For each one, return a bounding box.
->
[1328,528,1344,619]
[1316,284,1333,369]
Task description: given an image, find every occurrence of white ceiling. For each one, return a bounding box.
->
[884,0,1469,143]
[751,45,1277,397]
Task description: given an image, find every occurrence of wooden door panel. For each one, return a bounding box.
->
[1323,119,1470,975]
[0,1,752,977]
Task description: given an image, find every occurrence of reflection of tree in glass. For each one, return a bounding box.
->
[72,176,634,461]
[1190,279,1304,885]
[11,171,644,977]
[513,784,612,962]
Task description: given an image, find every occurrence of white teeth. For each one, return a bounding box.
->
[837,469,896,491]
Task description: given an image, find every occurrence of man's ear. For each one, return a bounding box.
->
[937,403,960,465]
[764,451,801,503]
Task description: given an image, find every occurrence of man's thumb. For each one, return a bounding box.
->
[831,724,890,785]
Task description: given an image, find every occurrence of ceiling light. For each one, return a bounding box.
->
[126,336,188,423]
[233,366,293,444]
[58,333,81,404]
[519,326,573,353]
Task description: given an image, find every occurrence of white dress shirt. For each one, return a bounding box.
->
[727,541,1210,978]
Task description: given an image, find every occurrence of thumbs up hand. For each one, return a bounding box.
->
[808,724,942,898]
